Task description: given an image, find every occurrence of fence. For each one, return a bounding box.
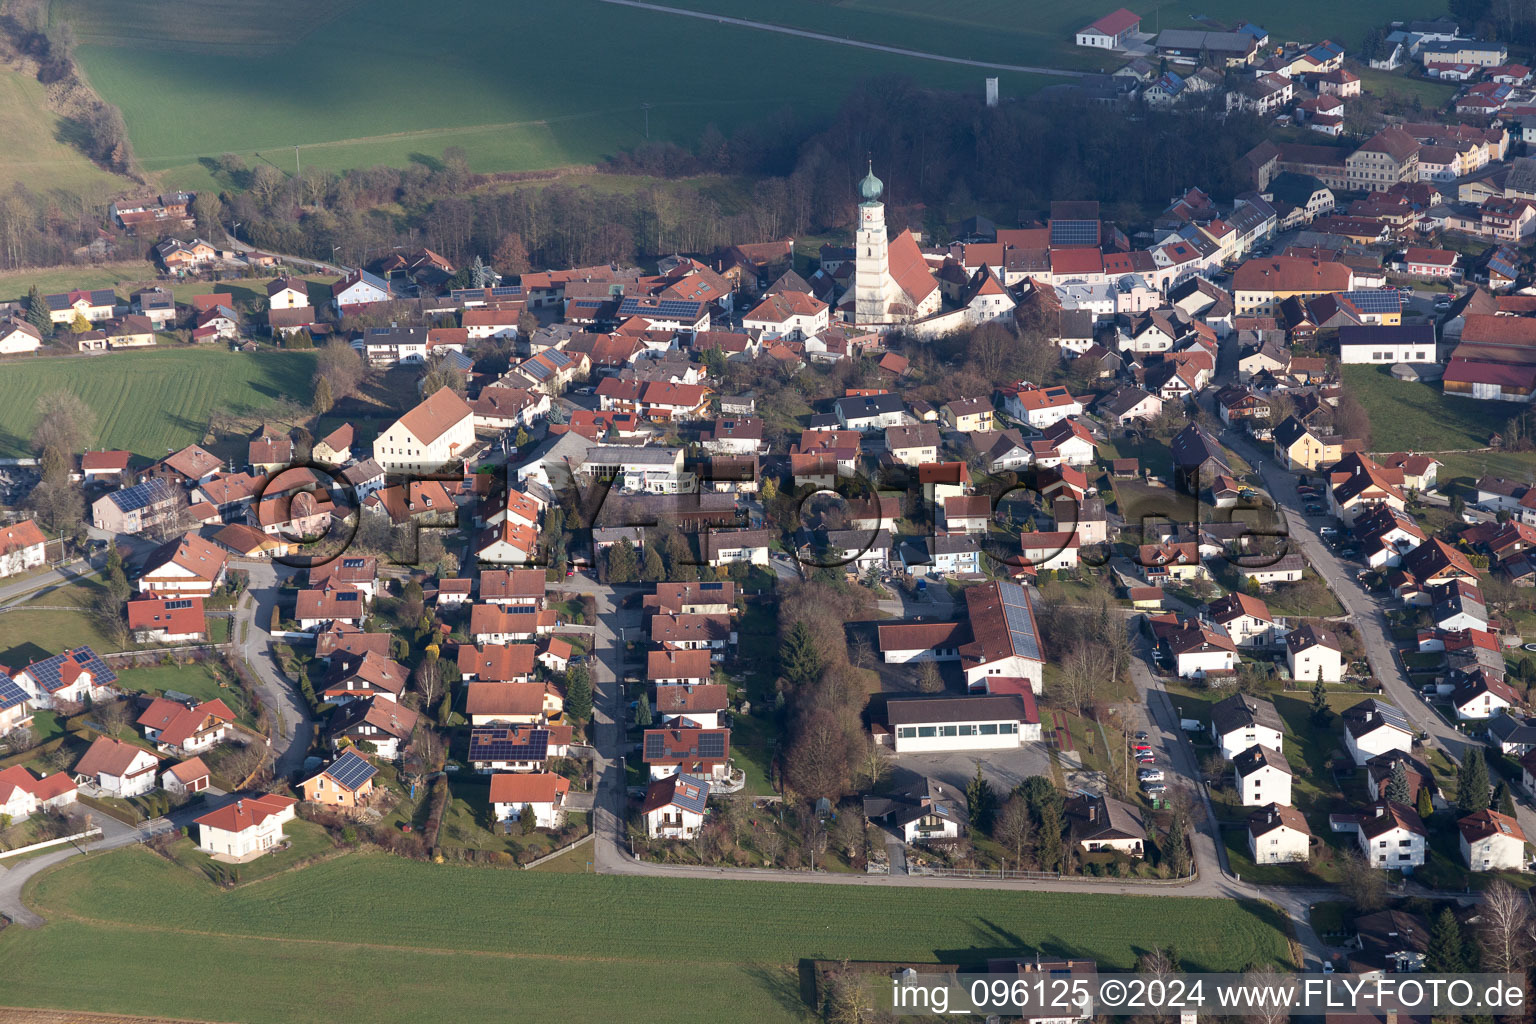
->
[907,864,1196,885]
[522,831,593,870]
[100,643,232,668]
[0,827,102,860]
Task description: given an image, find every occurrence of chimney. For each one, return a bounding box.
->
[1387,1012,1399,1024]
[1375,804,1387,818]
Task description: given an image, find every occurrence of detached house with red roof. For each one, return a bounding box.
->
[0,764,76,821]
[195,793,298,860]
[126,595,207,643]
[13,647,116,709]
[137,534,228,599]
[137,697,234,755]
[742,290,829,340]
[73,736,160,797]
[0,519,47,579]
[489,772,570,828]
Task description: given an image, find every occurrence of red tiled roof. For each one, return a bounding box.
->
[194,793,296,833]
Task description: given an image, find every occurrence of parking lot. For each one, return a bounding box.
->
[890,743,1054,794]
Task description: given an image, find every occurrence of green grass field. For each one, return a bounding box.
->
[0,849,1291,1024]
[1342,365,1514,453]
[0,67,129,202]
[50,0,1442,188]
[1353,65,1459,109]
[0,347,317,457]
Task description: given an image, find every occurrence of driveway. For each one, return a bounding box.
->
[892,744,1053,795]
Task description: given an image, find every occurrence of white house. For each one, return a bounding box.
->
[373,386,476,474]
[0,519,47,578]
[0,317,43,355]
[1207,592,1275,647]
[267,277,310,309]
[1210,694,1285,760]
[741,290,829,340]
[1451,671,1521,720]
[194,793,298,859]
[1355,801,1428,869]
[0,764,76,822]
[1167,622,1237,679]
[489,772,570,828]
[332,269,390,310]
[136,697,233,755]
[1458,809,1529,872]
[1338,325,1437,365]
[1233,744,1294,807]
[1286,624,1344,683]
[13,647,116,709]
[1343,700,1414,765]
[641,773,709,839]
[884,694,1041,753]
[72,736,160,798]
[1004,384,1083,429]
[863,775,968,844]
[1247,803,1311,864]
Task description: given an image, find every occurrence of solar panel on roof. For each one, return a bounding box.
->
[326,751,378,790]
[469,728,549,762]
[998,582,1043,662]
[0,674,27,710]
[643,733,664,760]
[166,599,193,610]
[697,732,727,759]
[1343,290,1403,314]
[1050,221,1099,246]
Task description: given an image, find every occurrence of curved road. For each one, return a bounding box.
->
[231,559,314,780]
[592,0,1090,78]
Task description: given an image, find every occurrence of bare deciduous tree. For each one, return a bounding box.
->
[1478,880,1533,973]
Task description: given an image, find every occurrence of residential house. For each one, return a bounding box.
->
[136,697,233,755]
[1066,793,1146,857]
[326,696,419,760]
[643,727,731,780]
[642,773,710,839]
[12,647,116,709]
[1207,592,1276,647]
[1287,624,1344,682]
[73,736,160,797]
[1458,808,1528,871]
[1234,744,1294,807]
[0,519,47,579]
[0,765,76,822]
[195,793,298,859]
[489,772,570,828]
[463,682,561,725]
[299,750,378,810]
[1211,694,1285,760]
[1248,803,1311,863]
[0,317,43,355]
[1343,699,1414,765]
[863,774,969,843]
[1354,801,1428,869]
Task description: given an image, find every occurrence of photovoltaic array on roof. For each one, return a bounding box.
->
[1050,220,1099,246]
[0,673,27,710]
[1370,701,1412,732]
[1342,290,1403,314]
[697,732,727,759]
[619,297,703,319]
[643,732,665,760]
[998,581,1042,663]
[326,750,378,790]
[110,478,176,513]
[470,728,550,762]
[24,647,116,692]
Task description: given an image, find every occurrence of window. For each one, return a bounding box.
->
[897,726,916,739]
[979,723,999,735]
[939,726,958,737]
[917,726,936,738]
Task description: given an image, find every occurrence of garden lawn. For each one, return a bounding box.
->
[113,662,254,726]
[1340,366,1513,453]
[1437,450,1536,499]
[0,348,317,457]
[1352,65,1459,109]
[0,848,1294,1024]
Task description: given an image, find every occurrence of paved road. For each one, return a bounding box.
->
[0,556,99,610]
[592,0,1089,78]
[231,559,314,780]
[1216,425,1536,847]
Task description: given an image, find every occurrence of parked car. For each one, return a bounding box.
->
[1134,730,1150,742]
[1135,750,1157,763]
[1141,782,1168,796]
[1304,504,1326,516]
[1138,768,1165,782]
